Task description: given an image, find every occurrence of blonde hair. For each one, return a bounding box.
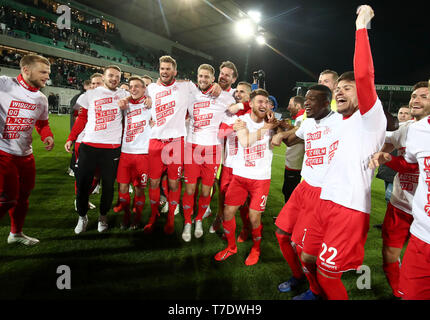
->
[90,72,103,80]
[20,54,50,68]
[159,55,177,70]
[104,65,121,74]
[198,64,215,76]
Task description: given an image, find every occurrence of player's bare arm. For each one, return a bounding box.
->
[235,119,276,148]
[228,102,245,114]
[271,128,301,147]
[369,151,392,169]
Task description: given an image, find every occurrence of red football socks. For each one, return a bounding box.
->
[195,195,211,221]
[296,246,323,296]
[383,260,401,298]
[238,205,250,242]
[133,195,145,225]
[165,188,181,234]
[245,225,263,266]
[182,192,194,224]
[317,270,348,300]
[276,232,304,279]
[9,198,29,234]
[215,218,238,261]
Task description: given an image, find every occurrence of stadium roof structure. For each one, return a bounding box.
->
[72,0,276,54]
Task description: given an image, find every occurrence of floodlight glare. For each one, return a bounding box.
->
[248,10,261,23]
[256,35,266,45]
[235,19,255,39]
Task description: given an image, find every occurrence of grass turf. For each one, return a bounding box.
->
[0,114,397,300]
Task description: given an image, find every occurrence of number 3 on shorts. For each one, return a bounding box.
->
[319,243,338,266]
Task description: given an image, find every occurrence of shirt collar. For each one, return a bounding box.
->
[17,74,39,92]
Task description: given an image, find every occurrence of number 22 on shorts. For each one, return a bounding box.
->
[319,243,338,266]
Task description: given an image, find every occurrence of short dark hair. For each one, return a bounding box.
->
[142,75,153,83]
[308,84,332,102]
[83,80,91,87]
[338,71,355,83]
[412,81,428,92]
[250,88,269,101]
[219,61,238,79]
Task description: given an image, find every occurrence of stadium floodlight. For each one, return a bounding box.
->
[247,10,261,23]
[235,19,256,39]
[256,34,266,45]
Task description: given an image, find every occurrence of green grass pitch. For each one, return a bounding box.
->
[0,114,397,300]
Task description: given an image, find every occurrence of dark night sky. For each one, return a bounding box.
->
[210,0,429,109]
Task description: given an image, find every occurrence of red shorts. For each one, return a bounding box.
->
[382,202,413,248]
[148,137,184,180]
[184,143,221,185]
[275,181,321,250]
[225,175,270,212]
[303,199,370,274]
[399,234,430,300]
[0,149,35,203]
[220,166,233,194]
[117,153,149,188]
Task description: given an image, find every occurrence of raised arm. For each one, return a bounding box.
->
[354,5,377,115]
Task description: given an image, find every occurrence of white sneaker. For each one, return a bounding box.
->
[194,220,203,238]
[75,199,96,211]
[182,223,192,242]
[67,168,75,177]
[202,206,212,219]
[92,184,100,194]
[74,215,88,234]
[209,216,223,234]
[160,195,168,214]
[174,204,179,216]
[98,215,108,232]
[7,233,39,246]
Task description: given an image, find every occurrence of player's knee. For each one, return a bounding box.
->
[275,228,290,237]
[0,199,18,214]
[150,178,160,189]
[301,251,317,264]
[382,245,401,263]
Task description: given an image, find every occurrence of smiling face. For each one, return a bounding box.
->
[235,84,251,103]
[409,87,430,121]
[304,89,330,119]
[159,62,177,85]
[218,67,237,91]
[197,68,215,92]
[103,68,121,90]
[129,79,145,100]
[22,62,51,89]
[334,80,359,116]
[251,94,270,120]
